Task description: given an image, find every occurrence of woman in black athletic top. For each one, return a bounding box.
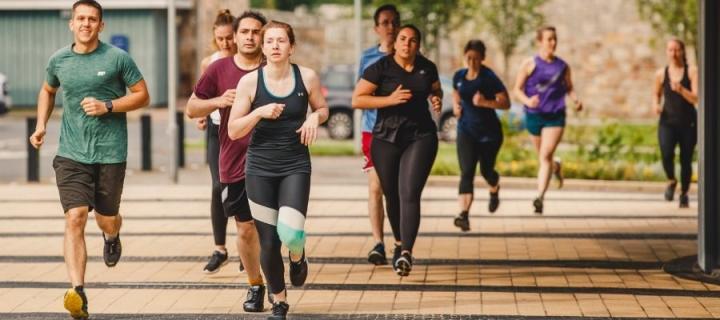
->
[352,24,442,277]
[652,38,698,208]
[228,20,329,320]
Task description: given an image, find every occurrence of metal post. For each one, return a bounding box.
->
[352,0,363,154]
[167,0,178,183]
[26,117,39,182]
[698,0,720,274]
[141,114,152,171]
[176,111,185,168]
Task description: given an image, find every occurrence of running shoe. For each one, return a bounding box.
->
[679,193,689,208]
[243,285,266,312]
[63,287,88,320]
[395,252,413,277]
[268,301,290,320]
[453,211,470,232]
[103,233,122,267]
[367,242,388,265]
[391,244,402,274]
[553,158,564,189]
[289,251,308,287]
[665,181,677,201]
[203,250,228,274]
[489,186,500,213]
[533,197,543,215]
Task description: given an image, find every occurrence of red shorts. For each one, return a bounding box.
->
[362,132,374,171]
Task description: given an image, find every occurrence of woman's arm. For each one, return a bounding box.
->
[513,58,539,108]
[472,91,510,110]
[653,68,664,115]
[297,67,330,145]
[227,72,284,140]
[563,66,583,111]
[352,79,412,109]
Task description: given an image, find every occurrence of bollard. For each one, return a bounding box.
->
[175,111,185,168]
[140,114,152,171]
[27,117,39,182]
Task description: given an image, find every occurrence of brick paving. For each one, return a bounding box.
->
[0,181,715,319]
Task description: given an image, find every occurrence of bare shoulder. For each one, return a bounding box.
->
[654,67,665,79]
[521,57,535,75]
[238,70,259,91]
[689,65,699,78]
[297,65,319,82]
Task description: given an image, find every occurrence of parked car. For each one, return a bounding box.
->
[0,72,8,116]
[320,64,355,140]
[320,64,524,141]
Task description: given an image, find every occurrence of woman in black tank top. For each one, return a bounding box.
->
[227,21,329,319]
[652,38,698,208]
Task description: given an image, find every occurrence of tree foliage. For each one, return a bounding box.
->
[636,0,698,49]
[476,0,547,81]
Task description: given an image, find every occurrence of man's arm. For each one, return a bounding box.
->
[29,82,58,149]
[80,79,150,116]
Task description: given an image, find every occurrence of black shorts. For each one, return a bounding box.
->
[221,180,253,222]
[52,155,126,216]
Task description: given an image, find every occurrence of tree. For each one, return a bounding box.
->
[636,0,698,50]
[476,0,547,82]
[372,0,476,69]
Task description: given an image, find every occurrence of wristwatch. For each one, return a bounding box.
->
[105,100,114,113]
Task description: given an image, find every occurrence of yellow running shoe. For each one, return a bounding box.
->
[63,287,88,319]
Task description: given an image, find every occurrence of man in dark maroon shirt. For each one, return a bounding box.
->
[185,11,268,313]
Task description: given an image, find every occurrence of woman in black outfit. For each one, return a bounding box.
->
[352,25,442,277]
[452,40,510,231]
[228,21,329,319]
[652,38,698,208]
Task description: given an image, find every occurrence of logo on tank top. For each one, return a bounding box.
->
[419,69,426,75]
[97,71,106,76]
[297,92,304,97]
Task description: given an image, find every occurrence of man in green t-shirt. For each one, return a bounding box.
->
[28,1,149,319]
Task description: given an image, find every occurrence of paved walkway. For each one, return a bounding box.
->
[0,179,716,319]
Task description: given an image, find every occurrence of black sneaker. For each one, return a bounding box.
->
[453,212,470,232]
[289,251,308,287]
[203,250,228,274]
[553,158,564,189]
[243,285,266,312]
[268,301,290,320]
[679,193,689,208]
[665,181,677,201]
[533,198,543,215]
[63,287,88,320]
[395,252,413,277]
[391,244,402,274]
[489,187,500,213]
[367,242,387,265]
[103,233,122,267]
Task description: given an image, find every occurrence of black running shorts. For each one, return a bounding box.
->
[221,180,252,222]
[53,155,126,215]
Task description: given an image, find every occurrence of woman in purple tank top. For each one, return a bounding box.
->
[513,26,583,214]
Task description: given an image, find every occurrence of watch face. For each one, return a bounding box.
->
[105,100,113,112]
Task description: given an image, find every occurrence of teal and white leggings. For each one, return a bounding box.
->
[246,173,309,295]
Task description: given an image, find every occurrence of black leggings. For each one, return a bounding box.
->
[246,173,310,295]
[207,119,227,246]
[371,134,438,253]
[457,130,502,194]
[658,123,697,194]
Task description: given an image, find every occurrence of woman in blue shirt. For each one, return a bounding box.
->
[452,40,510,231]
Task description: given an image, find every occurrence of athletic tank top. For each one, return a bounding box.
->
[523,55,567,114]
[246,64,311,177]
[661,65,696,127]
[209,51,224,125]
